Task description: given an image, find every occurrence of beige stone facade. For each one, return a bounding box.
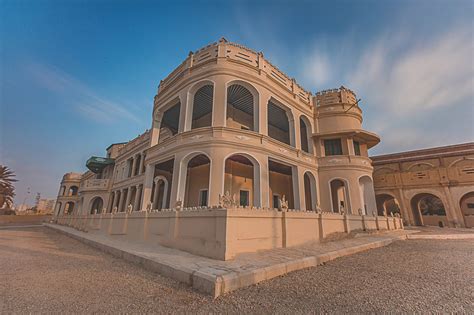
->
[52,39,406,260]
[371,143,474,228]
[55,38,380,218]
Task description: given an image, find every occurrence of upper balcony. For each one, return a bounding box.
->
[157,38,313,109]
[81,179,111,192]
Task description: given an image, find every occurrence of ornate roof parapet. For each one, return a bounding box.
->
[157,38,313,107]
[118,129,151,155]
[62,172,82,181]
[315,85,357,107]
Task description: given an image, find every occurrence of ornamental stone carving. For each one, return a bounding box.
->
[219,191,237,208]
[279,195,288,212]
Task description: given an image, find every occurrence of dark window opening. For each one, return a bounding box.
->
[324,139,343,156]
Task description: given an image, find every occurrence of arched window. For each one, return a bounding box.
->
[192,85,213,129]
[267,100,292,146]
[69,186,79,196]
[411,193,446,226]
[90,197,104,214]
[159,101,181,143]
[184,154,211,207]
[358,176,377,215]
[376,194,400,216]
[330,179,349,213]
[226,84,255,131]
[299,117,312,153]
[224,154,260,207]
[64,202,75,215]
[304,172,317,210]
[269,159,294,209]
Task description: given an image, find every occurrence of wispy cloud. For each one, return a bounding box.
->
[299,24,474,153]
[25,61,141,123]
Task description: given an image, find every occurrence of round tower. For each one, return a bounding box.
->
[314,86,380,215]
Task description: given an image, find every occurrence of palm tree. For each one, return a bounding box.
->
[0,165,17,209]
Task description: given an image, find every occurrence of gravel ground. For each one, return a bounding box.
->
[1,227,472,313]
[406,226,474,234]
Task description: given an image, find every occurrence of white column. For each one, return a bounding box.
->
[293,110,301,151]
[133,185,142,211]
[208,151,225,206]
[259,93,269,136]
[152,179,160,209]
[212,78,227,128]
[293,165,305,211]
[259,158,270,208]
[141,164,155,210]
[131,156,137,177]
[169,158,182,208]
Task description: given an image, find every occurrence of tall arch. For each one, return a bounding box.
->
[410,193,446,226]
[69,186,79,196]
[226,83,258,132]
[329,179,350,213]
[267,98,294,146]
[183,154,211,207]
[191,84,214,129]
[152,176,169,210]
[223,153,261,207]
[304,171,317,210]
[55,202,62,216]
[90,197,104,214]
[375,193,400,216]
[299,115,313,153]
[159,100,181,143]
[64,202,75,215]
[459,191,474,228]
[358,176,377,215]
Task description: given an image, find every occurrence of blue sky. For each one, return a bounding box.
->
[1,0,473,205]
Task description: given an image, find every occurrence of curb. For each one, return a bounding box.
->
[44,223,409,298]
[407,234,474,240]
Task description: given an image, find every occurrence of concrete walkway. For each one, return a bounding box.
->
[45,223,416,297]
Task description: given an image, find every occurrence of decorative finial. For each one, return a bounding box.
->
[219,37,228,43]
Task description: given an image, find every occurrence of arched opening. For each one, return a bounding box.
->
[159,101,181,143]
[269,159,294,209]
[267,99,292,146]
[192,85,213,129]
[460,192,474,228]
[330,179,349,213]
[299,116,312,153]
[64,202,75,215]
[359,176,377,215]
[184,154,210,207]
[69,186,78,196]
[226,84,255,131]
[224,154,260,207]
[134,155,142,176]
[90,197,104,214]
[410,193,446,226]
[148,159,174,210]
[376,194,400,216]
[304,172,317,210]
[60,186,66,196]
[151,177,168,210]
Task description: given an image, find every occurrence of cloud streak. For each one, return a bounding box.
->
[299,24,474,153]
[25,61,141,123]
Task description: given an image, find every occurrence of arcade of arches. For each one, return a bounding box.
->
[372,143,474,228]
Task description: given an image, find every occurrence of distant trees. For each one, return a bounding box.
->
[0,165,17,209]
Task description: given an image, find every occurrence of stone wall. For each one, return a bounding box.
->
[56,207,403,260]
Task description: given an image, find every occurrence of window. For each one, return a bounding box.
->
[353,141,361,156]
[273,194,280,209]
[240,190,249,207]
[468,203,474,209]
[324,139,343,156]
[199,190,208,207]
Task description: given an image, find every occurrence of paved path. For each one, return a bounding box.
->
[45,224,414,296]
[1,226,472,313]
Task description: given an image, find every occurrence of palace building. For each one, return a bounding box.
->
[54,38,380,218]
[372,143,474,228]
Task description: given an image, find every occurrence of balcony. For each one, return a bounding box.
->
[82,179,111,192]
